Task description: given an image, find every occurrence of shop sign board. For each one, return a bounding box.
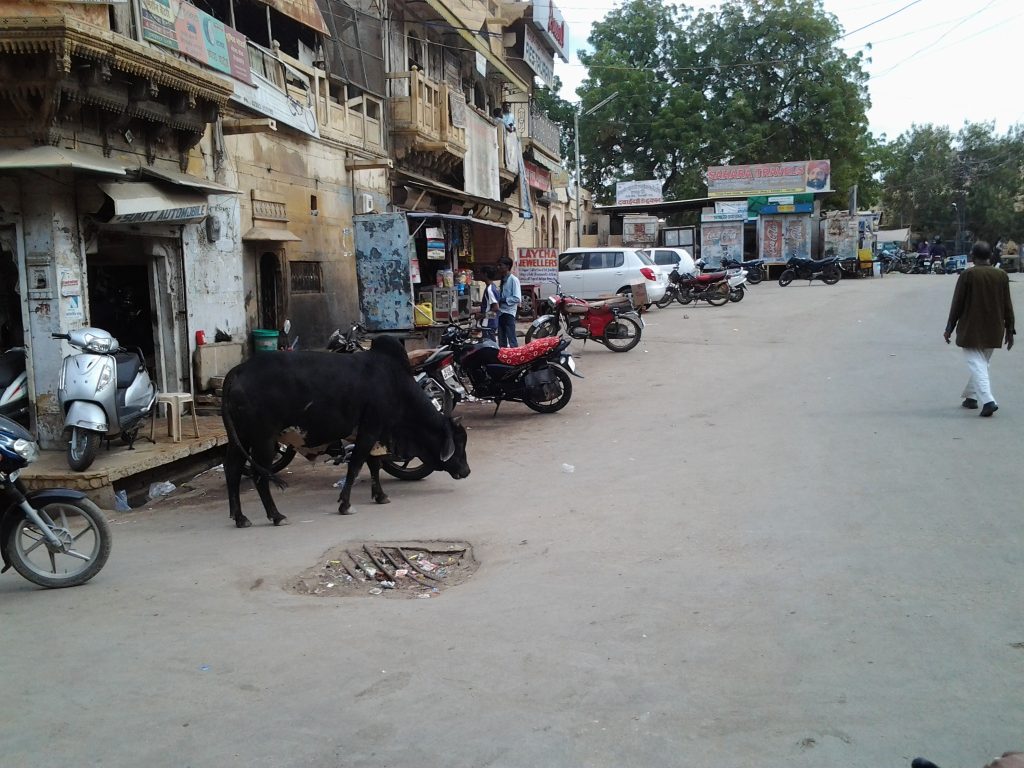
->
[623,216,659,246]
[824,212,858,261]
[615,180,663,206]
[231,68,320,138]
[524,160,551,192]
[531,0,568,62]
[142,0,252,84]
[701,211,745,222]
[517,247,559,286]
[523,25,556,87]
[707,160,831,197]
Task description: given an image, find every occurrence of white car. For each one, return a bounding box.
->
[556,247,668,304]
[641,247,697,278]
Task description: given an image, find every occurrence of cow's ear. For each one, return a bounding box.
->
[440,431,455,462]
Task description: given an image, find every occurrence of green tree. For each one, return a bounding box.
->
[877,124,957,239]
[532,76,577,172]
[573,0,871,206]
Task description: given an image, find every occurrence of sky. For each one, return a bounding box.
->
[554,0,1024,142]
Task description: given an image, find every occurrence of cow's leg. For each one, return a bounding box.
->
[337,434,375,515]
[368,456,389,505]
[224,441,251,528]
[251,440,287,526]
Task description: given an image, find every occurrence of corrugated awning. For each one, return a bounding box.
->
[139,166,236,193]
[420,0,529,94]
[242,225,302,241]
[98,182,208,224]
[527,148,562,173]
[0,146,127,176]
[406,212,507,230]
[255,0,329,35]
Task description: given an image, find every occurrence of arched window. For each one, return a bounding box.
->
[551,215,559,249]
[540,214,547,247]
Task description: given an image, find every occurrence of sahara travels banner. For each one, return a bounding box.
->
[707,160,831,197]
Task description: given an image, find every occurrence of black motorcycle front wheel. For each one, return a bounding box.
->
[778,269,796,287]
[380,456,433,481]
[602,316,643,352]
[655,289,676,309]
[7,497,112,588]
[525,318,559,344]
[523,365,573,413]
[746,268,763,285]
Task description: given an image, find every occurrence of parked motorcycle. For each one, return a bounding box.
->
[722,257,765,285]
[778,257,842,286]
[442,324,581,414]
[669,269,731,305]
[0,347,28,425]
[52,327,157,471]
[526,293,643,352]
[0,414,112,588]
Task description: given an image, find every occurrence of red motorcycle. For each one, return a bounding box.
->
[525,293,643,352]
[668,269,731,306]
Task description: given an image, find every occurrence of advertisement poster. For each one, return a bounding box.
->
[760,216,785,262]
[823,212,858,261]
[707,160,831,197]
[700,220,743,268]
[143,0,252,84]
[783,216,812,260]
[516,247,559,285]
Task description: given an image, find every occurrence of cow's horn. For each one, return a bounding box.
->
[440,433,455,462]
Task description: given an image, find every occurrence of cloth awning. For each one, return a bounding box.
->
[876,227,910,243]
[397,170,514,215]
[98,182,208,224]
[242,225,302,241]
[0,146,128,176]
[406,211,508,230]
[255,0,328,35]
[139,166,236,194]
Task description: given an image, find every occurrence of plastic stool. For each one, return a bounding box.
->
[150,392,200,443]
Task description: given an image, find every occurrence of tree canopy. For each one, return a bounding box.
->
[562,0,872,207]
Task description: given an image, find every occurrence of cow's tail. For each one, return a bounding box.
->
[222,378,288,491]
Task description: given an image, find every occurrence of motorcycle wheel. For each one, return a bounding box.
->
[602,317,643,352]
[676,288,694,305]
[525,318,559,343]
[822,265,841,285]
[705,283,730,306]
[728,286,745,303]
[523,366,573,413]
[381,456,433,481]
[67,427,101,472]
[746,269,763,285]
[778,269,796,287]
[7,497,111,588]
[655,290,676,309]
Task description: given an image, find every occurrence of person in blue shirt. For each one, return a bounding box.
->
[496,256,521,348]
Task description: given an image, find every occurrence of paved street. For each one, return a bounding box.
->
[3,274,1022,768]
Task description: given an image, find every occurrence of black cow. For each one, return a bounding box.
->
[221,336,470,527]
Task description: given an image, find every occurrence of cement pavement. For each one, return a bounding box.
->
[2,274,1022,768]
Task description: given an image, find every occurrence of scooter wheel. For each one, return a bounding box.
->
[66,427,101,472]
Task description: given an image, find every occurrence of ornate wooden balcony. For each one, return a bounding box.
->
[387,68,466,172]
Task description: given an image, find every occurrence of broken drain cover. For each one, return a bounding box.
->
[291,541,477,599]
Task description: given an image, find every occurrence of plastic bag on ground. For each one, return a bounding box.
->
[114,490,131,512]
[148,481,176,500]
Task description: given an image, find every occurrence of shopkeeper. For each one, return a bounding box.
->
[496,256,521,348]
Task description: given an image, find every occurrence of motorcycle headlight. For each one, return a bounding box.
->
[12,438,38,463]
[96,360,114,393]
[83,333,116,353]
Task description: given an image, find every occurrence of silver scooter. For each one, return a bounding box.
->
[52,327,157,471]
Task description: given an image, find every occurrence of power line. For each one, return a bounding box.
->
[838,0,924,39]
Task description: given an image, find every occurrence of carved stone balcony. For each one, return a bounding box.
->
[387,68,466,174]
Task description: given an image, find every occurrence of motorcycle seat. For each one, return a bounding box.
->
[0,348,25,388]
[695,272,726,282]
[496,337,559,365]
[406,348,436,368]
[115,352,143,389]
[586,295,631,310]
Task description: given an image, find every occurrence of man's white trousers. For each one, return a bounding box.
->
[962,347,995,405]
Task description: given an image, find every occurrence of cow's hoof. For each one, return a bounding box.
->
[339,505,356,516]
[271,515,288,526]
[234,517,253,529]
[373,494,390,505]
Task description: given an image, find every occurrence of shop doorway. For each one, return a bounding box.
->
[0,238,23,349]
[258,251,284,331]
[86,264,155,361]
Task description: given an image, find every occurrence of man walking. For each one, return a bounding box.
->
[496,256,521,348]
[944,241,1015,416]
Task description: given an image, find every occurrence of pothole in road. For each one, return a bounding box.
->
[290,541,477,599]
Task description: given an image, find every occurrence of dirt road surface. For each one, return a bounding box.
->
[3,275,1022,768]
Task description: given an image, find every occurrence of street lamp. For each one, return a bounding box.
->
[574,92,618,245]
[951,202,962,254]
